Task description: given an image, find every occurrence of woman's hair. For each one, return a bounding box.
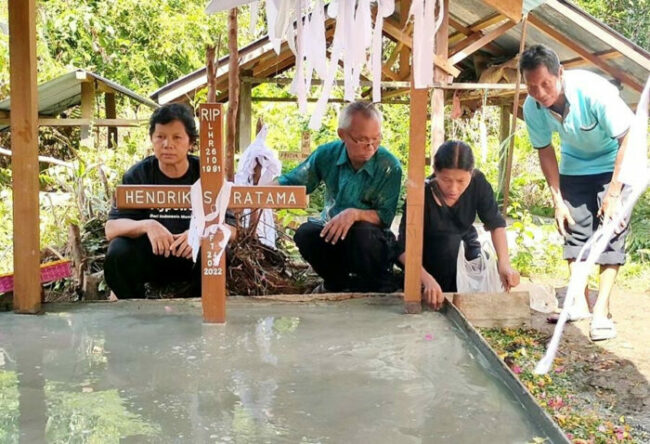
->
[149,103,198,144]
[433,140,475,172]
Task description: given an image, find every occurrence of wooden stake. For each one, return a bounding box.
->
[9,0,41,314]
[105,93,117,148]
[226,8,240,182]
[502,16,528,214]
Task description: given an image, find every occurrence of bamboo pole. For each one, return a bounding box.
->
[502,16,529,214]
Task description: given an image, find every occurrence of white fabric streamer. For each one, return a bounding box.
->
[208,0,443,127]
[234,125,283,249]
[188,180,233,265]
[534,77,650,375]
[249,1,260,35]
[409,0,443,88]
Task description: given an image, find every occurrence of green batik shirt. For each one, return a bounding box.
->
[278,140,402,227]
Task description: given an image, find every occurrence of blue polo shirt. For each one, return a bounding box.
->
[523,70,633,176]
[278,140,402,227]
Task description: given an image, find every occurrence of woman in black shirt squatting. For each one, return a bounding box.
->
[397,140,520,309]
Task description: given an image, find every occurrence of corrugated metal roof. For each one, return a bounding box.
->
[0,69,158,117]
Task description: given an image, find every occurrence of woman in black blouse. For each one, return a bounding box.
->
[397,140,520,309]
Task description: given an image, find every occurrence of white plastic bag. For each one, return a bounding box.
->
[456,241,505,293]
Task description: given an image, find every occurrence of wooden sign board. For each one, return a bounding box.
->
[115,185,308,209]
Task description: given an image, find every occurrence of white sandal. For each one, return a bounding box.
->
[590,317,617,341]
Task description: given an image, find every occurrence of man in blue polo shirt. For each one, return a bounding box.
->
[275,101,402,293]
[521,44,634,341]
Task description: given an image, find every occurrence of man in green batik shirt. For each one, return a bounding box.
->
[276,101,402,293]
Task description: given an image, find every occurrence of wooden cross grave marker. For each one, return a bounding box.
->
[115,103,307,323]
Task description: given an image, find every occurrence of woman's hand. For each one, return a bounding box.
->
[145,220,174,257]
[421,271,444,310]
[170,230,193,259]
[497,261,520,291]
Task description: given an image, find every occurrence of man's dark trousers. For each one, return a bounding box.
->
[294,220,397,292]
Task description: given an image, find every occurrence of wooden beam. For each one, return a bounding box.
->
[561,49,621,68]
[528,14,644,92]
[9,0,41,313]
[480,0,522,23]
[0,118,147,127]
[80,81,95,147]
[448,13,506,44]
[250,96,410,105]
[448,20,517,66]
[546,0,650,72]
[382,19,461,77]
[448,16,505,56]
[105,92,117,149]
[237,69,253,152]
[502,16,528,215]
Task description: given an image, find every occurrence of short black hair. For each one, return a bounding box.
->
[520,44,561,76]
[433,140,475,172]
[149,103,198,144]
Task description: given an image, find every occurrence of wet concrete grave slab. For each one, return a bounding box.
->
[0,297,547,443]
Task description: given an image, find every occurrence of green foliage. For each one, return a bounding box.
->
[0,0,259,97]
[576,0,650,51]
[507,202,566,279]
[0,370,19,444]
[44,382,159,443]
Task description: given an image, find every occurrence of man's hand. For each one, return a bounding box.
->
[320,209,359,244]
[421,271,444,310]
[554,201,575,237]
[598,192,626,233]
[497,261,520,291]
[170,230,193,259]
[145,220,174,257]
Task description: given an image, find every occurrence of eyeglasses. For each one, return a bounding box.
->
[347,133,382,147]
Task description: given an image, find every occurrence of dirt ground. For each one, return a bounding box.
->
[531,284,650,440]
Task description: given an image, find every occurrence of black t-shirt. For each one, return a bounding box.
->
[397,169,506,291]
[108,155,200,234]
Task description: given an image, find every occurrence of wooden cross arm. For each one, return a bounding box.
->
[115,184,308,209]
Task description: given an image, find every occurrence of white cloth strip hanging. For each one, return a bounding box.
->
[188,180,234,264]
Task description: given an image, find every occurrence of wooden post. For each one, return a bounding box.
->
[105,92,117,149]
[502,16,528,214]
[497,105,510,199]
[430,0,449,160]
[404,85,428,314]
[9,0,41,314]
[199,104,227,323]
[237,71,253,152]
[80,81,95,148]
[226,8,239,182]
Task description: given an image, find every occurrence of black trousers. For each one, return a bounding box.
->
[104,236,201,299]
[294,220,397,292]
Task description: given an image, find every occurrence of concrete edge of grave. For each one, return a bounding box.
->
[443,301,571,444]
